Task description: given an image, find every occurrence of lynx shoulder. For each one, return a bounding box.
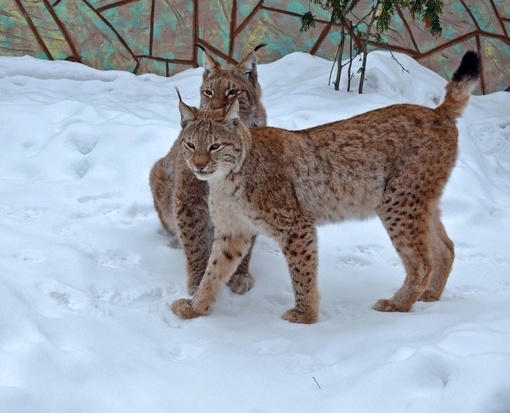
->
[171,51,481,324]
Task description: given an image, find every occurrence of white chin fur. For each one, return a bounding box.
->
[194,168,230,181]
[194,171,214,181]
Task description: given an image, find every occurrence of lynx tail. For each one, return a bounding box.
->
[436,51,481,119]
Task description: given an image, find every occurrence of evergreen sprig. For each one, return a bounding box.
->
[300,0,444,93]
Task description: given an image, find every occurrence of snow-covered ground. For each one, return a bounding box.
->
[1,51,509,413]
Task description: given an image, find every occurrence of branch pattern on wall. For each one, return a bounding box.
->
[0,0,508,93]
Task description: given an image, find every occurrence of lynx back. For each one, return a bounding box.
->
[171,51,481,324]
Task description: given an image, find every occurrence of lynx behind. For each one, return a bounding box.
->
[149,45,267,295]
[171,51,481,324]
[199,43,267,127]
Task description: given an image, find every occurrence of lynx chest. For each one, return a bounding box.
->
[207,176,256,234]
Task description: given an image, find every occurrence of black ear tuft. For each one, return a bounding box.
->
[254,43,267,52]
[177,92,197,129]
[197,44,221,79]
[175,87,183,102]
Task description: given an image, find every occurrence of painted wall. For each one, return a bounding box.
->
[1,0,509,93]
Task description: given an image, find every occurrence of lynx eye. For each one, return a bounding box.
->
[203,89,213,97]
[227,90,239,97]
[209,143,221,151]
[185,142,195,150]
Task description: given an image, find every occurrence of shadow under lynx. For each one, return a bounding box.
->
[149,45,266,296]
[171,51,481,324]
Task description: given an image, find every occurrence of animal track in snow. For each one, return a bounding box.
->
[158,340,210,363]
[470,122,510,154]
[255,237,282,256]
[90,249,142,269]
[69,204,124,226]
[95,205,123,221]
[77,192,120,203]
[39,280,95,312]
[67,135,98,155]
[335,244,397,269]
[125,202,154,220]
[335,254,371,268]
[53,220,88,236]
[0,205,51,222]
[91,287,166,308]
[320,300,362,322]
[455,243,510,269]
[246,338,292,355]
[72,195,153,227]
[70,158,89,179]
[13,249,47,263]
[281,353,336,375]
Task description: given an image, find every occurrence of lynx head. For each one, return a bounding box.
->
[198,44,267,128]
[177,93,250,181]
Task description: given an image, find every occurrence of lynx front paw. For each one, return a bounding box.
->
[227,272,255,295]
[171,298,205,320]
[372,299,412,312]
[281,308,318,324]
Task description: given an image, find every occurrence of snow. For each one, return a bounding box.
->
[1,51,510,413]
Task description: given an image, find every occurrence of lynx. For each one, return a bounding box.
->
[171,51,481,324]
[149,45,267,296]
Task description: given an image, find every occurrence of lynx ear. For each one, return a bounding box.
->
[176,89,197,128]
[197,44,221,80]
[237,44,265,85]
[223,99,240,130]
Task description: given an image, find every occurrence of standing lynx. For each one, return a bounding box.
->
[171,51,481,324]
[149,45,266,296]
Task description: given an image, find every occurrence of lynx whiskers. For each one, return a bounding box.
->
[149,44,267,296]
[171,51,481,324]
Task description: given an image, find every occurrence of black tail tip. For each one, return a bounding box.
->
[254,43,267,52]
[452,51,481,82]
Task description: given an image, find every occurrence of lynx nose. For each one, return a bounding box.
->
[193,153,209,169]
[210,98,226,110]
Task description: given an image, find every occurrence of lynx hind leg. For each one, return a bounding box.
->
[227,238,256,294]
[278,220,320,324]
[149,157,175,235]
[419,206,454,302]
[374,189,436,312]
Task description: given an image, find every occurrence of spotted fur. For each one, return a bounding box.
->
[199,43,267,127]
[149,45,266,295]
[171,51,481,324]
